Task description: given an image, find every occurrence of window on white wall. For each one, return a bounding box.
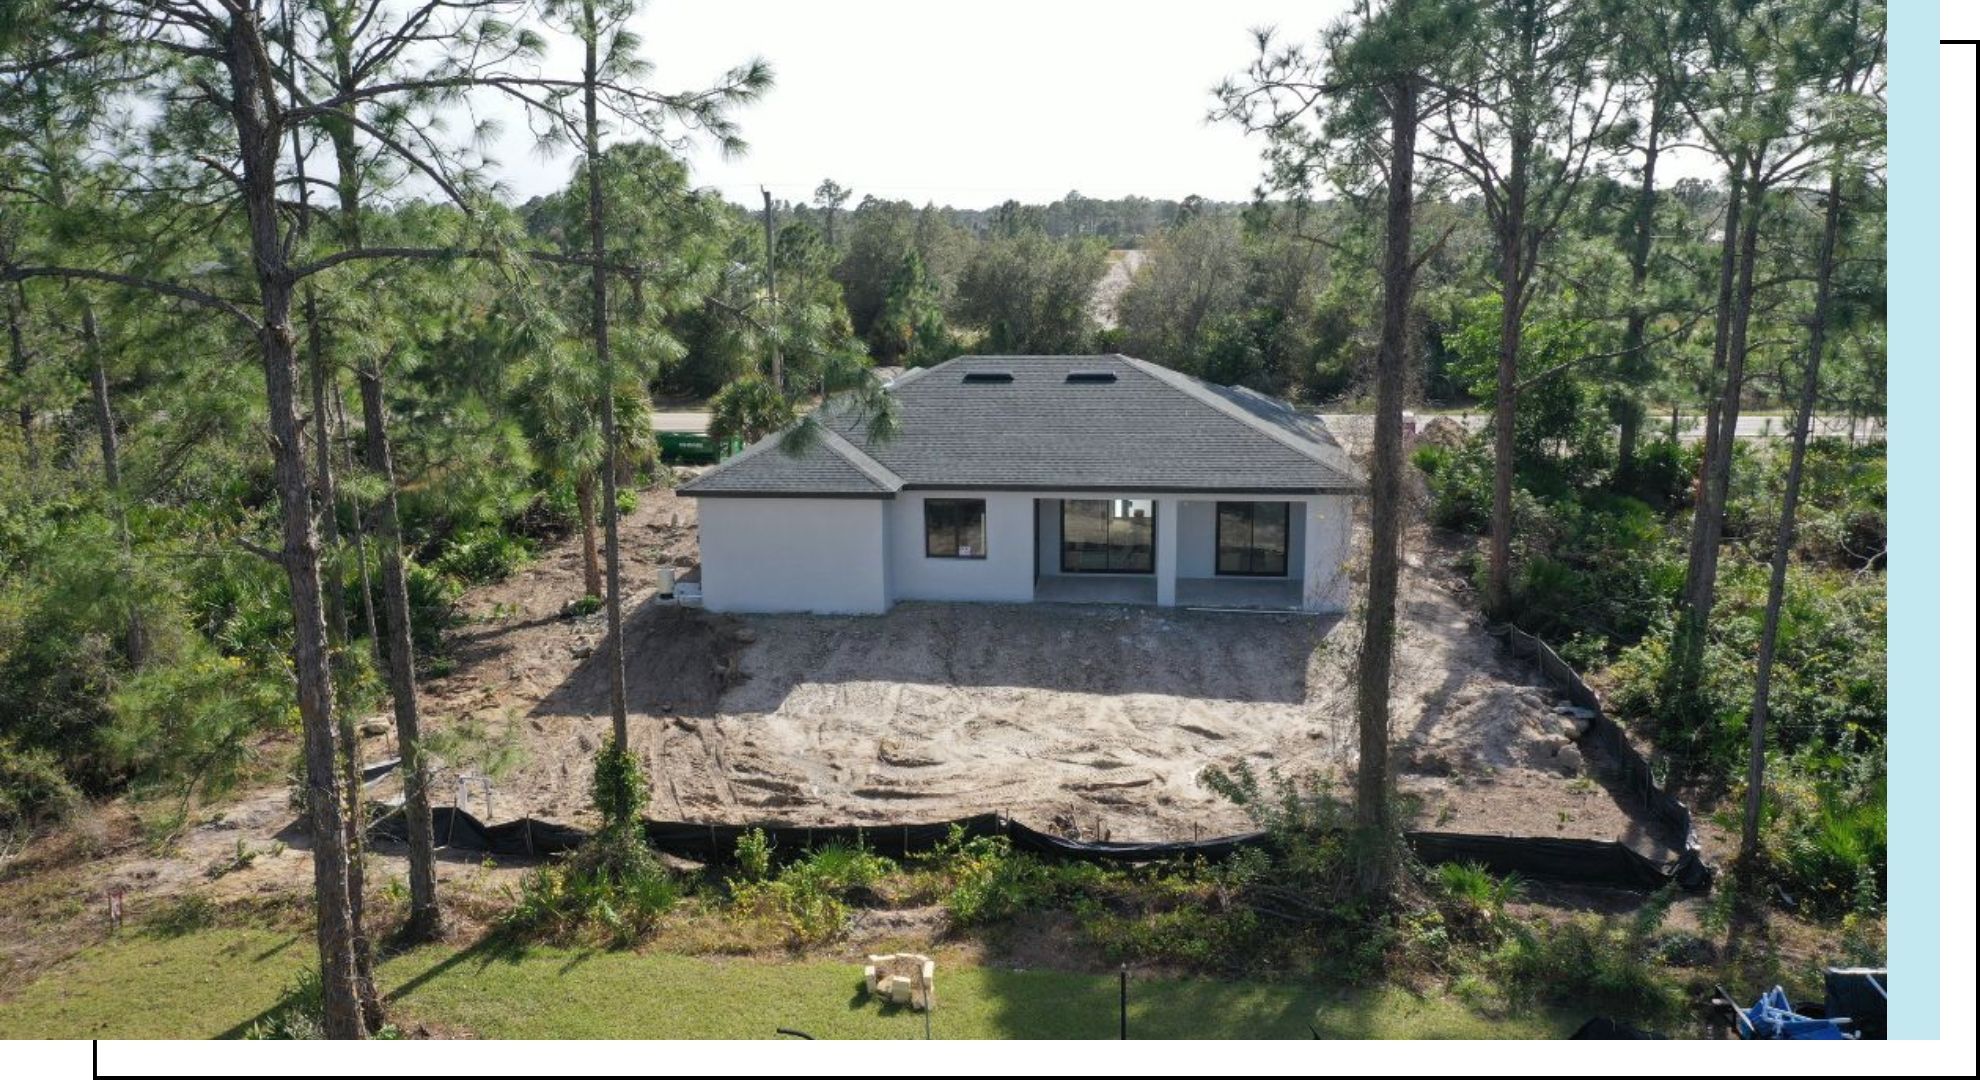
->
[1061,498,1155,573]
[1215,501,1290,576]
[925,499,987,558]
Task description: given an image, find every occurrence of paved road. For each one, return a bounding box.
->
[650,409,711,433]
[1318,412,1884,448]
[656,406,1883,447]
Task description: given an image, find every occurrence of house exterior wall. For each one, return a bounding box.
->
[695,497,890,614]
[1302,493,1355,613]
[693,488,1358,614]
[886,490,1037,603]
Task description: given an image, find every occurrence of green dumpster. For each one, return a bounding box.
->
[657,430,741,464]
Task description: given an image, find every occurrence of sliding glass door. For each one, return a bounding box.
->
[1216,501,1290,576]
[1061,499,1156,573]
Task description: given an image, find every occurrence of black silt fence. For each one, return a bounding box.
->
[1489,625,1715,891]
[371,809,1708,892]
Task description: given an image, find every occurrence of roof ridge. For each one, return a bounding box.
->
[816,425,904,490]
[675,426,790,493]
[884,365,932,390]
[677,421,901,495]
[1112,355,1360,485]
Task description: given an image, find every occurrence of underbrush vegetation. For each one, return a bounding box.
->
[502,751,681,948]
[487,765,1715,1030]
[1419,430,1888,920]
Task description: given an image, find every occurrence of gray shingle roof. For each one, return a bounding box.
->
[679,355,1363,498]
[676,425,902,497]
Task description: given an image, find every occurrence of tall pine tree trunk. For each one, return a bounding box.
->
[333,385,380,647]
[1667,161,1747,716]
[84,305,120,491]
[83,302,147,666]
[1616,93,1665,474]
[305,286,379,1028]
[1483,6,1546,625]
[577,473,603,599]
[1484,140,1528,621]
[1691,160,1766,615]
[309,296,351,651]
[1742,166,1844,861]
[7,286,34,471]
[1680,155,1767,713]
[221,11,364,1039]
[359,361,443,940]
[1355,72,1419,899]
[583,6,632,755]
[318,0,439,944]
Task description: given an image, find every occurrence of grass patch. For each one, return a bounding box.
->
[0,929,313,1039]
[0,928,1578,1039]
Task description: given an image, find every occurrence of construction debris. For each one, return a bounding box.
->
[863,953,935,1011]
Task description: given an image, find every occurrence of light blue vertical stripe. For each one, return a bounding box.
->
[1885,2,1939,1041]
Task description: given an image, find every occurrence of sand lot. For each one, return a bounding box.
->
[404,484,1675,853]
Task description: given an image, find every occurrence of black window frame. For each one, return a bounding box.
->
[924,498,988,559]
[1059,498,1157,575]
[1214,501,1291,577]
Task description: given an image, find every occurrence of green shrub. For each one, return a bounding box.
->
[792,840,893,893]
[141,893,219,938]
[502,850,683,949]
[1608,560,1886,774]
[1082,902,1264,970]
[1612,437,1695,512]
[243,968,326,1040]
[719,836,896,948]
[1201,764,1358,906]
[1411,443,1450,478]
[103,644,293,808]
[0,735,80,829]
[1486,891,1684,1023]
[1420,437,1494,533]
[431,528,533,585]
[728,866,850,949]
[933,833,1045,926]
[1435,861,1520,911]
[535,484,582,532]
[1762,768,1886,917]
[734,826,773,884]
[590,747,647,829]
[392,559,461,655]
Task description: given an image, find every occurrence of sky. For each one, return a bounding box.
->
[483,1,1359,209]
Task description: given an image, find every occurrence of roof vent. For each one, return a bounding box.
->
[961,370,1014,384]
[1065,371,1118,384]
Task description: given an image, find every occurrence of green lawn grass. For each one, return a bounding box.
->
[0,929,1578,1040]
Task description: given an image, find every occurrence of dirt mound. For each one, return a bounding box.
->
[1417,416,1471,450]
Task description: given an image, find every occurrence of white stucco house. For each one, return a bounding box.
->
[678,354,1364,615]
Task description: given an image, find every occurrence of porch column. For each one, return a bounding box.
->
[1155,496,1178,606]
